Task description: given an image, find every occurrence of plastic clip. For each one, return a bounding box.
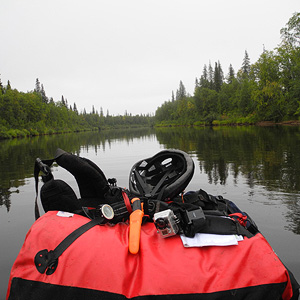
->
[129,198,144,254]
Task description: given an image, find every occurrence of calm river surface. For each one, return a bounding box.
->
[1,126,300,297]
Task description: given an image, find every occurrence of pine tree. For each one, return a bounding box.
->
[242,50,251,76]
[171,91,175,102]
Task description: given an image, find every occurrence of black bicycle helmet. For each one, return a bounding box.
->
[129,149,194,201]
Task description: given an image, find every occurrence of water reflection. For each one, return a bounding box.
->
[156,126,300,192]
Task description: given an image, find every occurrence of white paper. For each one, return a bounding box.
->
[180,233,243,247]
[57,211,74,218]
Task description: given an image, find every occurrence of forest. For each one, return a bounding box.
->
[155,12,300,126]
[0,78,154,139]
[0,12,299,139]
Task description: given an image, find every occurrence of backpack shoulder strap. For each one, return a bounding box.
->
[54,148,109,200]
[34,149,111,219]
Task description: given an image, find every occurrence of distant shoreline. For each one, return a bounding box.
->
[155,119,300,128]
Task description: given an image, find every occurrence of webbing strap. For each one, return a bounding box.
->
[34,158,55,220]
[34,217,105,275]
[150,169,172,198]
[185,214,253,238]
[134,167,173,200]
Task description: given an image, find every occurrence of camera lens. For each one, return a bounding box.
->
[155,218,167,229]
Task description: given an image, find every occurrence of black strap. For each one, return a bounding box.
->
[34,217,105,275]
[34,158,55,220]
[134,167,173,200]
[184,214,253,238]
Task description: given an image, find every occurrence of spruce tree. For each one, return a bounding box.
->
[218,61,224,83]
[0,75,3,95]
[176,81,187,100]
[227,64,235,84]
[242,50,251,76]
[214,61,223,91]
[6,80,11,91]
[41,84,48,103]
[208,62,214,89]
[203,64,208,81]
[180,81,185,99]
[199,64,209,88]
[61,95,66,106]
[73,103,78,114]
[35,78,41,93]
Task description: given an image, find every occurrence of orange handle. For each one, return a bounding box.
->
[129,198,144,254]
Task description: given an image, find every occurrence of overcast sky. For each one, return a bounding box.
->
[0,1,299,116]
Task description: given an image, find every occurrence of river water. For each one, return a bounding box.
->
[1,126,299,297]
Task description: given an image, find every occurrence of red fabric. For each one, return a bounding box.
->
[229,213,248,226]
[6,211,293,299]
[122,190,132,214]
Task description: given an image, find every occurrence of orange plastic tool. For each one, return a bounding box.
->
[129,198,144,254]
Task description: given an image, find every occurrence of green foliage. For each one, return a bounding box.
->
[280,12,300,48]
[155,12,300,126]
[0,82,154,139]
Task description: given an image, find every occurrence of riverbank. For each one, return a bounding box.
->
[2,119,300,140]
[155,119,300,128]
[0,124,153,140]
[0,127,96,140]
[256,120,300,126]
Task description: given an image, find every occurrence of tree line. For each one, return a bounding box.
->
[155,12,300,126]
[0,78,154,139]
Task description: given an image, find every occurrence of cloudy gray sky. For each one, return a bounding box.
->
[1,1,299,115]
